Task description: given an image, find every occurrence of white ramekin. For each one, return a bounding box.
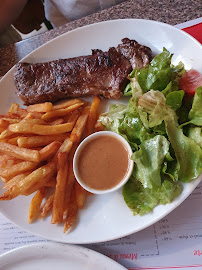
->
[73,131,134,194]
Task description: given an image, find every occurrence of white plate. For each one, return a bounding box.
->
[0,242,126,270]
[0,19,201,244]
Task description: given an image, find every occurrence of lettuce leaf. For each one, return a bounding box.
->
[166,90,184,111]
[124,49,185,98]
[137,90,176,128]
[99,104,127,133]
[188,87,202,126]
[146,48,172,91]
[130,76,144,101]
[170,61,186,91]
[138,90,202,182]
[122,176,182,215]
[131,135,169,189]
[161,81,172,96]
[124,67,148,96]
[159,179,183,205]
[99,102,153,151]
[162,160,179,182]
[118,112,153,146]
[188,127,202,148]
[124,83,132,96]
[165,118,202,182]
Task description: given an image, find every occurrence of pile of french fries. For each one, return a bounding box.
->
[0,96,104,233]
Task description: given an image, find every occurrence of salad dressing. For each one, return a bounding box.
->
[77,135,130,190]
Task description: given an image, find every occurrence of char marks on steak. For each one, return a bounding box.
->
[14,39,152,105]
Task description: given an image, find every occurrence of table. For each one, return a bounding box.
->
[0,1,202,269]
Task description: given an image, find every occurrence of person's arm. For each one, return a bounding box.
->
[0,0,28,33]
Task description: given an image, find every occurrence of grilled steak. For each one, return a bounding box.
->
[14,39,152,105]
[117,38,152,69]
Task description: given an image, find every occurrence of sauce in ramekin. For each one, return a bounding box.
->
[77,135,130,190]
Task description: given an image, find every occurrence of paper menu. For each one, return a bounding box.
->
[0,181,202,269]
[85,181,202,269]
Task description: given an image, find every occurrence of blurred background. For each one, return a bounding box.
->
[0,0,52,47]
[0,0,127,47]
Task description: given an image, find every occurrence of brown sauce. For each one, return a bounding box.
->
[77,135,130,190]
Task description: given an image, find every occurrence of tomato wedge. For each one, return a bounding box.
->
[179,69,202,96]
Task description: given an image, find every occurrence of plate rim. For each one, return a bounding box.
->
[0,242,126,269]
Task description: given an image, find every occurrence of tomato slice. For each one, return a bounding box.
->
[179,69,202,96]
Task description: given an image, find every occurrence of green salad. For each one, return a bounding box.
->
[99,48,202,215]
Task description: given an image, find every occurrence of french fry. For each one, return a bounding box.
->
[53,99,84,110]
[32,123,74,135]
[0,177,7,183]
[29,188,46,223]
[0,161,56,200]
[70,106,90,142]
[1,118,20,124]
[94,121,105,132]
[48,118,64,125]
[0,130,14,140]
[39,141,62,161]
[0,161,38,180]
[0,128,6,134]
[65,109,80,125]
[17,134,68,148]
[3,172,31,190]
[0,155,6,168]
[64,187,78,233]
[7,136,19,145]
[0,119,9,129]
[8,109,28,119]
[44,177,56,188]
[63,161,76,211]
[68,142,79,162]
[27,102,53,113]
[0,142,40,162]
[0,109,28,120]
[6,158,20,168]
[40,194,54,218]
[24,173,55,196]
[60,143,79,212]
[24,119,46,125]
[9,103,20,113]
[9,122,74,135]
[75,181,87,209]
[51,152,69,224]
[8,122,37,134]
[13,118,46,127]
[0,154,19,169]
[0,114,18,120]
[86,96,101,136]
[58,137,73,153]
[42,103,84,120]
[55,112,80,154]
[69,142,87,210]
[7,122,31,134]
[23,111,44,119]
